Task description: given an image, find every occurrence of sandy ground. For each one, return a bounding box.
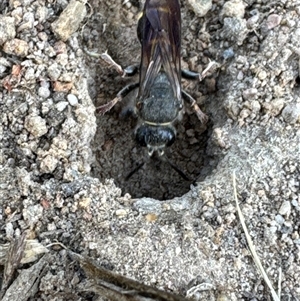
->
[1,0,300,300]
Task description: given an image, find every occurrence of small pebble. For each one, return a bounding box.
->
[24,115,48,137]
[220,0,245,21]
[67,94,78,106]
[0,16,16,45]
[269,226,277,233]
[24,67,35,81]
[278,201,291,217]
[237,71,244,80]
[38,86,51,99]
[38,32,48,41]
[291,199,299,208]
[5,222,14,239]
[11,7,23,24]
[47,223,57,231]
[56,101,69,112]
[36,41,45,50]
[17,11,34,31]
[79,197,91,209]
[217,292,231,301]
[0,65,7,75]
[257,70,267,80]
[22,205,44,227]
[186,129,195,137]
[275,214,285,225]
[115,209,128,218]
[47,63,61,81]
[145,213,158,222]
[247,12,260,29]
[242,88,258,100]
[223,48,235,59]
[251,100,261,113]
[281,103,300,124]
[221,17,248,46]
[55,53,69,66]
[3,38,29,57]
[267,14,282,30]
[186,0,212,17]
[270,98,284,116]
[51,0,87,41]
[36,6,48,23]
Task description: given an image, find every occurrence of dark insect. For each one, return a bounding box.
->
[89,0,215,178]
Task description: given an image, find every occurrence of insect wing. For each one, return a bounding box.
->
[138,0,181,101]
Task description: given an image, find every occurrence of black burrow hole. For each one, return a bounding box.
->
[90,88,215,200]
[82,1,219,200]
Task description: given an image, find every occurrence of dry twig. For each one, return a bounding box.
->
[232,172,280,301]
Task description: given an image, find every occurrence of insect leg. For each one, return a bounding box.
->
[182,90,208,124]
[100,51,126,76]
[181,69,199,80]
[199,60,219,81]
[182,61,219,81]
[84,48,139,77]
[96,82,139,115]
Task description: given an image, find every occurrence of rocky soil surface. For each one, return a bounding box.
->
[1,0,300,300]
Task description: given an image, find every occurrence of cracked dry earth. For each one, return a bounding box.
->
[1,0,300,300]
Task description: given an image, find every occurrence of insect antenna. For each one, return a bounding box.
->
[125,155,191,182]
[161,156,191,181]
[125,162,145,180]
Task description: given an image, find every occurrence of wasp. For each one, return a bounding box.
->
[90,0,216,177]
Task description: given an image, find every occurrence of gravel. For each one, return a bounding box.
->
[1,0,300,300]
